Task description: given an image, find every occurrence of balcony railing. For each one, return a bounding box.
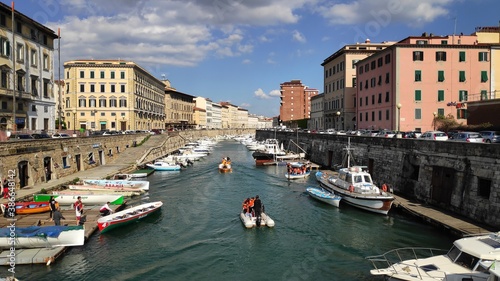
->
[0,88,33,100]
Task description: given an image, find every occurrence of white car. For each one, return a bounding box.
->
[52,133,71,138]
[419,131,448,141]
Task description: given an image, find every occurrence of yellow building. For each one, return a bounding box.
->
[474,26,500,99]
[194,97,207,129]
[63,60,165,132]
[164,82,195,130]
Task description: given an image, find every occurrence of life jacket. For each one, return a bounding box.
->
[249,199,255,207]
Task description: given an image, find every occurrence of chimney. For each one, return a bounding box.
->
[365,38,371,44]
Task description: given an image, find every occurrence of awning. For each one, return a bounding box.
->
[100,121,107,124]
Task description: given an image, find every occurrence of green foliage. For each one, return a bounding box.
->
[72,178,80,184]
[434,114,493,133]
[40,188,47,194]
[55,119,67,130]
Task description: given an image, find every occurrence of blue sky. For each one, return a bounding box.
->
[6,0,500,117]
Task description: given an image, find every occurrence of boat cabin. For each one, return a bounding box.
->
[338,166,374,186]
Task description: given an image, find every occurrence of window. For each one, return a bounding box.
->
[100,84,105,92]
[385,72,390,84]
[120,71,125,79]
[119,98,127,107]
[0,37,10,57]
[43,80,49,97]
[371,95,375,105]
[415,70,421,82]
[100,71,105,78]
[43,54,49,70]
[459,71,466,82]
[359,81,363,90]
[365,96,368,105]
[111,84,115,93]
[370,61,376,70]
[378,75,382,85]
[365,112,368,121]
[359,67,363,74]
[80,84,85,92]
[480,90,488,100]
[78,97,86,107]
[438,70,445,82]
[415,90,421,101]
[459,90,468,102]
[371,111,375,121]
[371,78,376,87]
[80,71,84,78]
[478,178,491,199]
[413,51,424,61]
[377,57,383,67]
[386,110,389,120]
[415,108,421,119]
[31,77,38,96]
[90,84,95,92]
[456,108,467,119]
[416,40,428,45]
[385,92,389,102]
[441,40,448,45]
[378,110,382,120]
[478,52,489,62]
[385,54,391,64]
[16,43,24,62]
[352,59,359,69]
[359,97,362,107]
[438,90,444,102]
[364,64,369,72]
[121,84,125,92]
[459,51,465,62]
[435,51,446,61]
[110,71,115,79]
[352,77,356,87]
[99,97,107,107]
[31,105,36,112]
[359,113,362,122]
[89,97,96,107]
[481,71,488,82]
[30,49,37,66]
[378,93,382,103]
[110,98,117,107]
[90,71,95,79]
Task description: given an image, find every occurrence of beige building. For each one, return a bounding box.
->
[309,93,324,131]
[321,40,395,131]
[64,60,165,132]
[237,108,248,128]
[220,102,239,128]
[164,82,195,130]
[194,96,207,129]
[0,3,58,132]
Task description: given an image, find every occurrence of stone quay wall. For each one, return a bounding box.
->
[256,130,500,229]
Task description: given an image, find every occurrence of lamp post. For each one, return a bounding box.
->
[433,112,437,131]
[396,103,402,138]
[336,111,340,131]
[72,109,77,135]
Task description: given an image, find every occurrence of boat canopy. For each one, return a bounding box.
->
[0,225,83,238]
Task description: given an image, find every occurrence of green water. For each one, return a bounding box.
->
[16,140,454,281]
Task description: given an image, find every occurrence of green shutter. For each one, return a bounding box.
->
[459,51,465,62]
[438,90,444,101]
[415,70,421,81]
[438,70,444,82]
[481,71,488,82]
[459,91,463,101]
[481,90,488,100]
[415,90,421,101]
[459,71,466,82]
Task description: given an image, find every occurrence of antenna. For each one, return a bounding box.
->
[453,17,457,44]
[161,73,166,80]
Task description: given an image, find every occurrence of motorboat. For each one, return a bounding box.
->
[240,211,275,228]
[0,225,85,249]
[146,161,182,171]
[251,139,287,166]
[34,193,124,205]
[366,231,500,281]
[306,187,341,207]
[218,163,232,173]
[316,139,394,215]
[82,179,150,191]
[98,201,163,233]
[285,162,311,180]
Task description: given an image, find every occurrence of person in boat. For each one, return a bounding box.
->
[49,196,57,222]
[248,197,255,216]
[242,198,250,213]
[52,207,65,226]
[253,195,263,222]
[74,196,84,226]
[99,202,113,216]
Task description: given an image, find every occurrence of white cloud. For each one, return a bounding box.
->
[317,0,453,27]
[254,88,272,99]
[292,30,306,43]
[242,59,252,64]
[269,90,281,97]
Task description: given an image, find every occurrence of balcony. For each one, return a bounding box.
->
[0,88,33,100]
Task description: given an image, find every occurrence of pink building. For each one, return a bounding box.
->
[356,33,491,132]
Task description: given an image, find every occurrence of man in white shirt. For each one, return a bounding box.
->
[99,202,113,216]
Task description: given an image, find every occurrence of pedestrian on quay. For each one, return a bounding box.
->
[2,178,8,199]
[99,202,113,216]
[74,196,84,226]
[52,207,65,226]
[49,196,57,222]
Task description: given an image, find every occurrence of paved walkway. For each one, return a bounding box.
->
[0,135,165,204]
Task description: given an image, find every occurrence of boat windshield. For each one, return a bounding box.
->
[354,175,363,183]
[448,246,480,270]
[363,175,372,184]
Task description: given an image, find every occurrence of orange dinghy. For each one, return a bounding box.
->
[1,201,59,215]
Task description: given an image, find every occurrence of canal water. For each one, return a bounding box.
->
[17,140,454,281]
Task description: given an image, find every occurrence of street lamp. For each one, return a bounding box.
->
[72,109,77,135]
[433,112,437,130]
[396,103,402,137]
[336,111,340,131]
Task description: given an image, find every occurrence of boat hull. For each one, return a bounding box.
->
[82,179,149,191]
[0,226,85,249]
[145,163,181,171]
[35,194,124,205]
[285,171,310,180]
[97,201,163,233]
[306,187,341,207]
[218,163,232,173]
[68,184,145,194]
[239,212,275,228]
[1,201,59,215]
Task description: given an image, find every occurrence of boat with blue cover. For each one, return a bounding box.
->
[306,187,341,207]
[0,225,85,249]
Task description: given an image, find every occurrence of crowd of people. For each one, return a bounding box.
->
[286,162,311,175]
[242,195,264,219]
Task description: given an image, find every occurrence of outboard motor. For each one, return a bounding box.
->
[256,216,261,227]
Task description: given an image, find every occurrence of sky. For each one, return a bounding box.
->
[5,0,500,117]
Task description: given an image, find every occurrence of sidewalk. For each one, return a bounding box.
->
[0,135,162,204]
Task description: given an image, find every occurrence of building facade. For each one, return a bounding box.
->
[0,3,58,132]
[164,85,195,130]
[64,60,165,132]
[321,40,395,131]
[279,80,318,123]
[356,33,491,132]
[193,96,207,129]
[309,93,324,131]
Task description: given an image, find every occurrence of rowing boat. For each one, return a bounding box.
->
[97,201,163,233]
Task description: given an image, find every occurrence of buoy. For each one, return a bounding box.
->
[382,184,388,192]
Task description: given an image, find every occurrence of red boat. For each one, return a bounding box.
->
[97,201,163,233]
[1,201,59,215]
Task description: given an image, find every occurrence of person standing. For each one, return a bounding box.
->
[49,196,57,222]
[2,178,8,199]
[253,195,263,226]
[99,202,113,216]
[52,207,65,226]
[74,196,84,226]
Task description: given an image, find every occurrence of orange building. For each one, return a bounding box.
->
[356,32,492,132]
[279,80,318,123]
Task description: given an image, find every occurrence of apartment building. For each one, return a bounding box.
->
[210,101,222,129]
[356,33,491,132]
[193,96,207,129]
[164,86,195,130]
[279,80,318,123]
[309,93,324,131]
[220,102,239,128]
[321,40,395,131]
[64,60,165,132]
[0,3,58,132]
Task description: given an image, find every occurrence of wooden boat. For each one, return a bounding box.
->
[218,163,232,173]
[82,179,150,191]
[146,161,181,171]
[367,231,500,281]
[97,201,163,233]
[306,187,341,207]
[34,193,124,205]
[0,201,59,215]
[240,211,275,228]
[0,225,85,249]
[69,184,145,194]
[55,189,141,198]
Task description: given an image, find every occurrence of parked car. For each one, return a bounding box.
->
[52,133,71,138]
[375,130,396,138]
[326,129,336,134]
[479,131,500,143]
[31,133,51,139]
[394,131,420,139]
[448,132,485,143]
[9,133,33,140]
[419,131,448,141]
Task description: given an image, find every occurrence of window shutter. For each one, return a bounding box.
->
[459,71,466,82]
[481,90,488,100]
[481,71,488,82]
[459,52,465,62]
[438,71,444,82]
[415,90,421,101]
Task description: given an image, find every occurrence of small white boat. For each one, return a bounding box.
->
[55,189,141,198]
[82,179,150,191]
[240,212,275,228]
[0,225,85,249]
[146,161,181,171]
[34,193,124,205]
[285,162,311,180]
[367,231,500,281]
[306,187,341,207]
[68,184,145,195]
[112,173,148,180]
